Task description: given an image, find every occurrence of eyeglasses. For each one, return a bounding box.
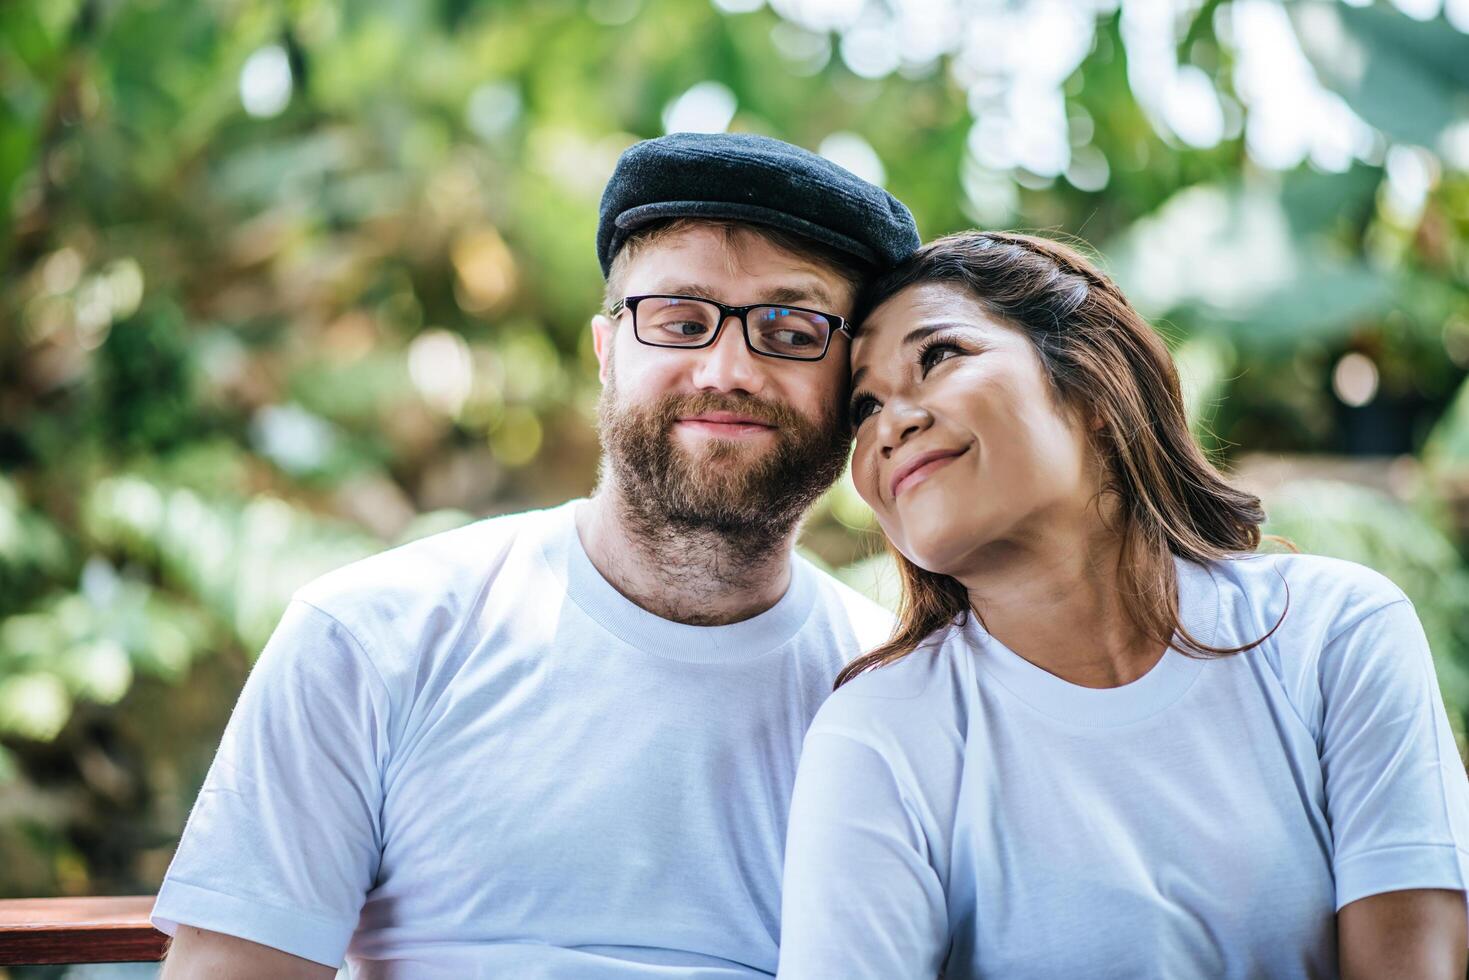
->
[610,294,851,362]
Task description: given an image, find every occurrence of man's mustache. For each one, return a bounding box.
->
[651,392,804,432]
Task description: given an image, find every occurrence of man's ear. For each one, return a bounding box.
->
[591,314,615,385]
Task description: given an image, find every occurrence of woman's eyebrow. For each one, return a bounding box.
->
[852,321,971,386]
[900,323,946,346]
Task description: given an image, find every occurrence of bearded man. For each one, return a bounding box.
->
[150,132,919,979]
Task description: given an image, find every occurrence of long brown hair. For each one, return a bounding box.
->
[836,231,1284,688]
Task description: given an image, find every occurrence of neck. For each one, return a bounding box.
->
[576,483,798,626]
[954,513,1165,689]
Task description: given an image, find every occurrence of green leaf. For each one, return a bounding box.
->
[0,673,72,741]
[1297,2,1469,147]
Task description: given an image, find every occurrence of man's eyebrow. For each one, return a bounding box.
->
[851,322,964,388]
[642,281,724,302]
[760,283,839,310]
[640,281,839,311]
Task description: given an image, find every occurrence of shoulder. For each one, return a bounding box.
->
[287,504,569,682]
[1207,552,1428,726]
[807,618,972,760]
[798,558,898,658]
[294,505,558,619]
[1217,550,1407,607]
[1210,551,1410,647]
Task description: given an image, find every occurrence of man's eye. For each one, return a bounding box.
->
[770,330,816,348]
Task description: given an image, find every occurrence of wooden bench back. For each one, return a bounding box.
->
[0,896,167,965]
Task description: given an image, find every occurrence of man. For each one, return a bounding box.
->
[151,132,919,978]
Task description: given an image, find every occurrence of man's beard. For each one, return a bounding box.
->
[597,369,851,554]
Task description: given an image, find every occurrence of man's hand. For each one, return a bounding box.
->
[1338,888,1467,980]
[159,925,338,979]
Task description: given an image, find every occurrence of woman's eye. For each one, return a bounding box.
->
[849,395,879,427]
[919,342,961,374]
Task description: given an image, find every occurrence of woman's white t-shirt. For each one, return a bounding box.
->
[778,553,1469,979]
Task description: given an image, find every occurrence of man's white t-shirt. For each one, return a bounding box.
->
[150,500,892,978]
[779,552,1469,979]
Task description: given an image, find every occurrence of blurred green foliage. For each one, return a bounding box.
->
[1,0,1468,901]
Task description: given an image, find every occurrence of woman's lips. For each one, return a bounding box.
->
[890,447,969,499]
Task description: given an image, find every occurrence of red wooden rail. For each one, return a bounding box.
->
[0,896,167,965]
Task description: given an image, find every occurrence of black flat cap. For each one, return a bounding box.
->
[597,132,920,277]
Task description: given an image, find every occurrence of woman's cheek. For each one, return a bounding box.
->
[850,432,882,510]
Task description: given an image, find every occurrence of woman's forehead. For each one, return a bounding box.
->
[865,282,988,332]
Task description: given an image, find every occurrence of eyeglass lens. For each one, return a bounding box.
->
[634,297,831,359]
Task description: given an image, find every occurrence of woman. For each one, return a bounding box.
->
[777,231,1469,979]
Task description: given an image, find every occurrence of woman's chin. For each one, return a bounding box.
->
[889,529,980,579]
[885,502,1018,578]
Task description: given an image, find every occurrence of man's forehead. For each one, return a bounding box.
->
[619,226,854,311]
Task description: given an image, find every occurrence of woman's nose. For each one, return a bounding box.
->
[877,400,933,458]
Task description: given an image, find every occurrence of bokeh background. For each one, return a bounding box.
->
[3,0,1469,939]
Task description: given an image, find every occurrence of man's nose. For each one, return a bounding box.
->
[689,316,763,395]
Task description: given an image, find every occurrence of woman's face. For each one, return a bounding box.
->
[849,281,1102,577]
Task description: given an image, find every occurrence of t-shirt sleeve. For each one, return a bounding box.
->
[1319,598,1469,914]
[150,599,392,967]
[778,730,948,979]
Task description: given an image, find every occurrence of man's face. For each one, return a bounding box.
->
[591,224,856,539]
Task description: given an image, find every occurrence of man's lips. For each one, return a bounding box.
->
[675,411,777,437]
[890,446,969,499]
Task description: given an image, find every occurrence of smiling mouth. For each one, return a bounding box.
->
[891,447,969,498]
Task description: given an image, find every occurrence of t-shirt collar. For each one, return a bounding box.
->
[967,554,1223,728]
[538,500,819,663]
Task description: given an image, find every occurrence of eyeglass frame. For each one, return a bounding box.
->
[608,293,853,362]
